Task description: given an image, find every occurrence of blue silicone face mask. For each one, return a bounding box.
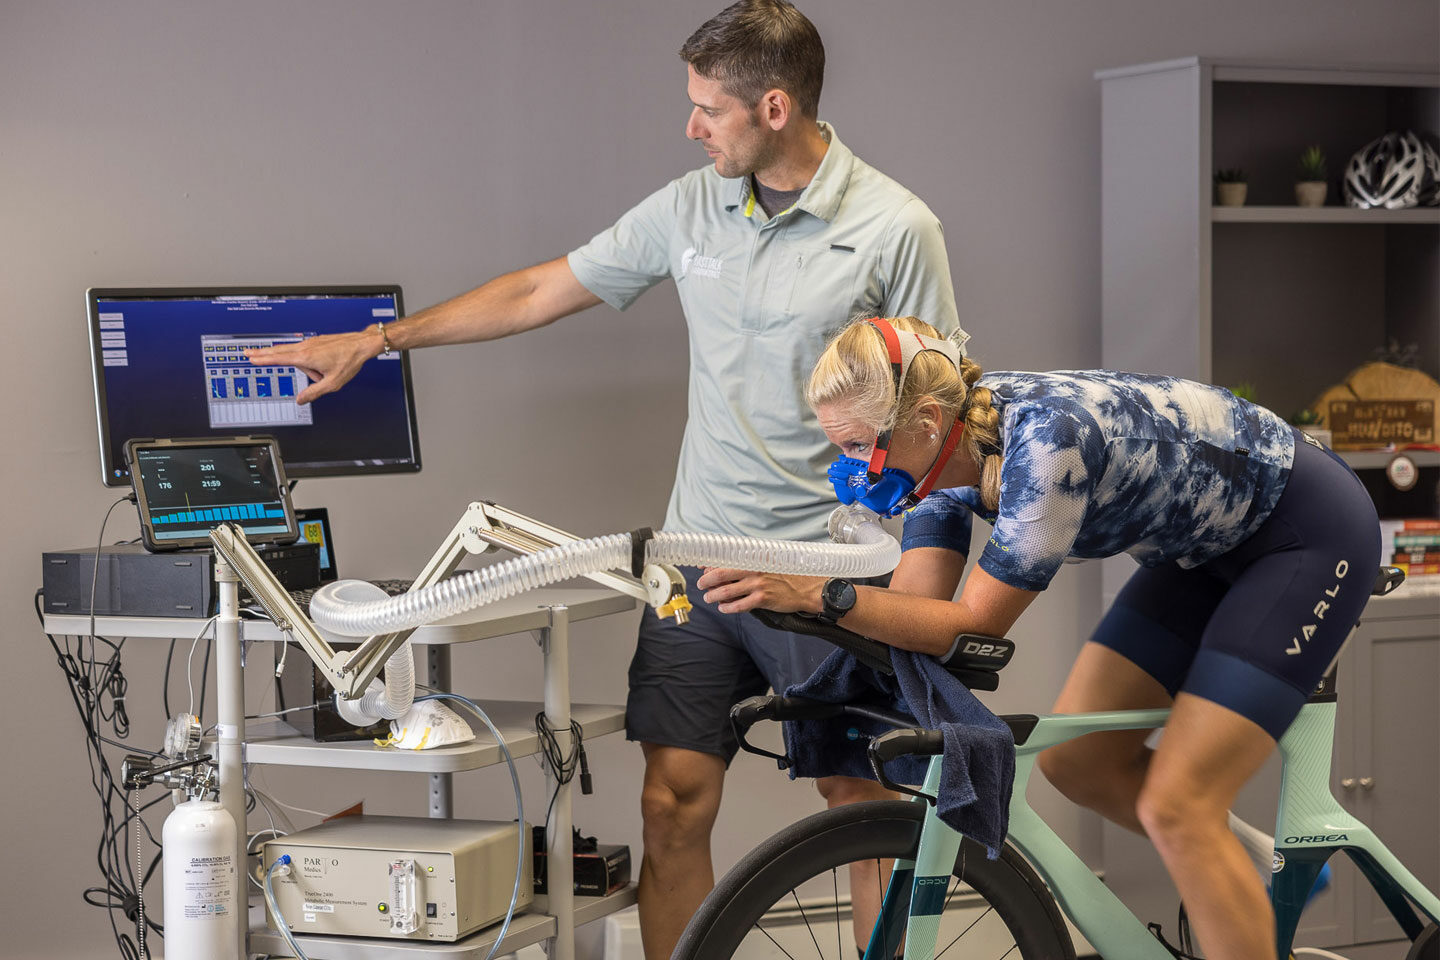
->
[826,456,918,518]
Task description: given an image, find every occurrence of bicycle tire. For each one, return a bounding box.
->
[1406,922,1438,960]
[676,800,1074,960]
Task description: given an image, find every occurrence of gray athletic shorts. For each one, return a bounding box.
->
[625,566,840,764]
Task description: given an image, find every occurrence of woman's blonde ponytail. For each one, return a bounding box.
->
[959,378,1004,511]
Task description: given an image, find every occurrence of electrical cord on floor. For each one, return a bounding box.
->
[37,581,166,960]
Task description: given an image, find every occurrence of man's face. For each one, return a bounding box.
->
[684,65,777,179]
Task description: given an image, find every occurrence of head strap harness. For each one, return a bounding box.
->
[863,318,963,493]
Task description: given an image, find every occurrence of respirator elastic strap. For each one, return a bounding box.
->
[904,417,965,509]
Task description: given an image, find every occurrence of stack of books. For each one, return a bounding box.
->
[1381,518,1440,595]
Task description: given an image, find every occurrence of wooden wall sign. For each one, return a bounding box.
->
[1326,398,1435,449]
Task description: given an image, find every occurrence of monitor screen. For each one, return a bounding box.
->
[88,286,422,486]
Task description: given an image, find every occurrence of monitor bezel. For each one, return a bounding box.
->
[125,435,300,552]
[88,285,422,487]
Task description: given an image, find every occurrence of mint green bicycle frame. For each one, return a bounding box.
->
[871,699,1440,959]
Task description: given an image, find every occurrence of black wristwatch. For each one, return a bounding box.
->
[819,577,858,622]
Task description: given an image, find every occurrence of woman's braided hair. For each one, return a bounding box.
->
[807,317,1003,510]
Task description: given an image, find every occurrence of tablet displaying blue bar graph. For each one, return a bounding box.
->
[126,436,299,551]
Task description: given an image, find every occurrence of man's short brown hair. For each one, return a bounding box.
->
[679,0,825,119]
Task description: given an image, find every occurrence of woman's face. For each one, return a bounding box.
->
[815,400,937,480]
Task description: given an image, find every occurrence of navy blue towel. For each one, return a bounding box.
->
[782,648,1015,858]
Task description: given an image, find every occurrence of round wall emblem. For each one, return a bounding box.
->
[1386,454,1418,492]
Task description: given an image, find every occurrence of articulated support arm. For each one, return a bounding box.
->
[208,501,690,702]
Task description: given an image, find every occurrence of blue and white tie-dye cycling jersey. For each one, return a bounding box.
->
[900,371,1296,592]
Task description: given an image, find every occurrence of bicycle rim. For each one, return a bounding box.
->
[677,800,1074,960]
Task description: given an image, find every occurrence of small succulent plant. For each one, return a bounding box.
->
[1214,168,1247,184]
[1297,145,1327,182]
[1291,408,1323,426]
[1228,382,1258,402]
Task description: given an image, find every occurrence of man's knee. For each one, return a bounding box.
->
[640,746,725,848]
[815,775,891,807]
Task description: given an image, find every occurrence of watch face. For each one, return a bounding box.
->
[825,578,856,614]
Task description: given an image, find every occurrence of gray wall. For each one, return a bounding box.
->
[3,1,1435,957]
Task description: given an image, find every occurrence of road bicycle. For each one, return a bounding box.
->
[674,567,1438,960]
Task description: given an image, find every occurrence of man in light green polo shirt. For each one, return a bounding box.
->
[248,2,962,956]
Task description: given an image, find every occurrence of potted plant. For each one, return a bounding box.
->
[1295,145,1328,207]
[1229,381,1259,403]
[1215,168,1248,206]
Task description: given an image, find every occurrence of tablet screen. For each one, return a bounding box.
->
[127,437,297,550]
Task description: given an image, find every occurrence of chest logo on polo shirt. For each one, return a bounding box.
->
[681,246,724,280]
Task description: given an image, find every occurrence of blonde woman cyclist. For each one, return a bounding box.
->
[698,316,1380,960]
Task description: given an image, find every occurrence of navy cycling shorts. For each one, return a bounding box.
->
[1091,431,1380,739]
[625,565,841,763]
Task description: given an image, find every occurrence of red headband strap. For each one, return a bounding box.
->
[864,319,905,481]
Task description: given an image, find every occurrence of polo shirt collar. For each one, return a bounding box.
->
[726,121,853,223]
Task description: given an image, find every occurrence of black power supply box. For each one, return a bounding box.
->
[273,639,391,743]
[42,542,320,618]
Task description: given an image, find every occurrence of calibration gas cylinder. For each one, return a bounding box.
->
[162,798,239,956]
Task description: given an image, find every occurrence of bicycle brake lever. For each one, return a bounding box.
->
[868,728,944,804]
[730,696,793,770]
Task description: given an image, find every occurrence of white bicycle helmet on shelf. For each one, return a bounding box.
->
[1343,130,1440,209]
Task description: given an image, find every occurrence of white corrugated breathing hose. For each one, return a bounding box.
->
[321,505,898,725]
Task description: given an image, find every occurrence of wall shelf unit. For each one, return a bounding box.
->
[1212,206,1440,224]
[1097,56,1439,954]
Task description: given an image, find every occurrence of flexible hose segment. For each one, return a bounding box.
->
[310,509,898,639]
[310,534,632,638]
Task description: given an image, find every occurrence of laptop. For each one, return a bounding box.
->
[285,508,420,610]
[294,507,338,583]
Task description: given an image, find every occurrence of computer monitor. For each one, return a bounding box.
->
[88,285,422,487]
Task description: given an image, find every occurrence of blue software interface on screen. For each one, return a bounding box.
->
[94,292,420,484]
[134,444,291,543]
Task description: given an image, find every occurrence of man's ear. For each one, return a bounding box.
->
[760,88,791,131]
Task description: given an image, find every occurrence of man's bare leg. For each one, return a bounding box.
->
[637,743,726,960]
[817,775,899,953]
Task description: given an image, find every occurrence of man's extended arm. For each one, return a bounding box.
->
[246,256,601,404]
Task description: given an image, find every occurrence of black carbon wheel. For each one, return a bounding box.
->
[675,800,1074,960]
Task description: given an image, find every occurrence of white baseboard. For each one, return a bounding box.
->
[599,898,1095,960]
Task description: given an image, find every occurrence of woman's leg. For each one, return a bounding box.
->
[1130,433,1380,958]
[1137,694,1277,960]
[1039,641,1172,833]
[1040,560,1222,830]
